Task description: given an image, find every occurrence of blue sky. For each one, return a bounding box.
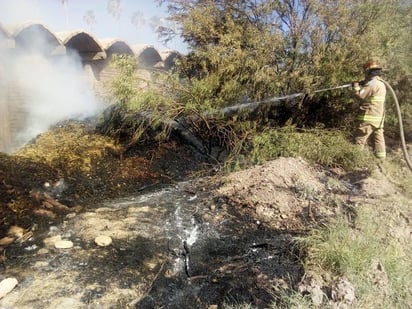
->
[0,0,187,52]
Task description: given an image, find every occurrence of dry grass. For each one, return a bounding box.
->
[295,160,412,308]
[16,122,122,175]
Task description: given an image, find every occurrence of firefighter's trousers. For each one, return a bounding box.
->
[354,122,386,158]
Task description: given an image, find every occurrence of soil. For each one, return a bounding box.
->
[0,121,411,308]
[0,121,209,238]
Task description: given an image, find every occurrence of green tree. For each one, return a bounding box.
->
[158,0,410,92]
[107,0,410,161]
[156,0,411,129]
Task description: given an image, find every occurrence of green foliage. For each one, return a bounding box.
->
[299,200,412,308]
[110,55,182,115]
[108,54,261,155]
[109,55,138,106]
[384,75,412,140]
[109,1,412,157]
[159,0,411,95]
[157,0,411,139]
[104,55,187,144]
[248,127,374,170]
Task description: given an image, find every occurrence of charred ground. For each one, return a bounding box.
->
[0,119,410,308]
[0,121,211,239]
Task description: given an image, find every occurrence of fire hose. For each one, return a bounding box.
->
[381,79,412,171]
[317,81,411,171]
[219,82,411,170]
[315,81,412,171]
[312,81,411,171]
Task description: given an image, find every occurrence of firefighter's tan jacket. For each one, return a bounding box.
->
[353,76,386,128]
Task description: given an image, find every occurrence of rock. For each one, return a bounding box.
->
[37,248,49,255]
[7,226,25,238]
[33,261,49,268]
[331,278,355,309]
[49,226,60,233]
[311,285,324,306]
[0,237,15,246]
[54,240,73,249]
[95,236,112,247]
[43,235,62,247]
[144,261,157,270]
[188,194,197,201]
[202,213,213,222]
[66,213,77,219]
[24,245,38,251]
[0,277,18,299]
[96,207,118,213]
[298,274,324,306]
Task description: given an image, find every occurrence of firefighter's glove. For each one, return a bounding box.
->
[352,81,361,91]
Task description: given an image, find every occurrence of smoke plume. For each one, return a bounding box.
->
[0,2,104,153]
[0,46,104,152]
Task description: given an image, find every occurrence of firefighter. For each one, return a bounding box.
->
[352,60,387,159]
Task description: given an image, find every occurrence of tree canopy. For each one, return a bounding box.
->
[108,0,411,163]
[157,0,411,104]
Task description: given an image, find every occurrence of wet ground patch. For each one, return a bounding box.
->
[137,226,304,308]
[0,181,305,308]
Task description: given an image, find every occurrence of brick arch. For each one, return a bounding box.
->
[160,49,180,70]
[11,22,64,55]
[56,30,106,61]
[0,23,14,49]
[100,39,134,58]
[93,39,135,98]
[132,44,162,67]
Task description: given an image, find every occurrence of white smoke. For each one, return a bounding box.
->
[8,51,102,142]
[0,2,105,153]
[0,47,104,152]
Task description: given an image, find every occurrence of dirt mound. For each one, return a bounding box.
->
[216,157,353,231]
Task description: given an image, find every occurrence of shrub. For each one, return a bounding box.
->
[248,127,374,171]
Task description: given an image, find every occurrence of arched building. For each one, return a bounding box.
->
[0,22,67,153]
[56,29,105,61]
[132,44,162,67]
[12,21,65,55]
[0,22,181,153]
[56,30,106,90]
[94,38,134,99]
[159,49,179,70]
